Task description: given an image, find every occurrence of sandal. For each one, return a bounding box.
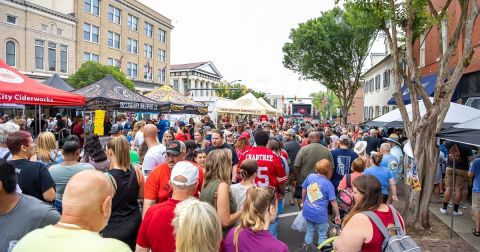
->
[472,229,480,236]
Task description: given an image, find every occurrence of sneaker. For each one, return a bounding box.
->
[448,203,453,208]
[460,204,468,209]
[453,210,463,216]
[440,208,447,214]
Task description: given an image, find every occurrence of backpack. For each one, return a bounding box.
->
[337,173,355,212]
[363,205,421,252]
[448,144,462,164]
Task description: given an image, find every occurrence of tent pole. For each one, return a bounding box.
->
[38,105,42,137]
[450,158,456,238]
[82,107,86,148]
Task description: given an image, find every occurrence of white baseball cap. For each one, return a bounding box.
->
[170,161,199,187]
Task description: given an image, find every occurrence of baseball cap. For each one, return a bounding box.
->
[179,121,186,127]
[170,161,199,187]
[109,124,124,134]
[286,129,296,137]
[224,130,233,137]
[166,140,186,155]
[238,131,251,140]
[339,135,350,143]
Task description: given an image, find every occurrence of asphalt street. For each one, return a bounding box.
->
[278,191,308,251]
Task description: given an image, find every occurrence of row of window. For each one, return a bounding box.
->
[365,69,391,93]
[5,40,68,73]
[364,105,396,120]
[85,0,167,43]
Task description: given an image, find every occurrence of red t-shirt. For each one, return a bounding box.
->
[280,149,289,161]
[144,162,204,203]
[136,198,180,252]
[175,133,191,142]
[239,146,287,190]
[361,208,405,252]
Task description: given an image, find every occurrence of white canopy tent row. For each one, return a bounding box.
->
[257,97,278,116]
[366,98,480,129]
[216,93,268,115]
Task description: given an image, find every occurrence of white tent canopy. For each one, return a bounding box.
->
[257,97,278,116]
[216,93,267,115]
[437,116,480,147]
[367,98,480,128]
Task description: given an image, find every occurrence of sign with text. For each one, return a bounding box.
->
[94,110,105,136]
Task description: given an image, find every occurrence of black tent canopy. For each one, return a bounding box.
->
[43,74,75,92]
[73,75,161,111]
[437,116,480,147]
[144,84,208,115]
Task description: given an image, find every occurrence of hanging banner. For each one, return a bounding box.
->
[94,110,105,136]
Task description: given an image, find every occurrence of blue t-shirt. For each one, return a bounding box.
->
[363,166,393,195]
[331,149,358,189]
[380,154,399,172]
[302,174,336,224]
[157,119,170,140]
[469,158,480,192]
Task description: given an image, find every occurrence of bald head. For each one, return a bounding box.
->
[144,124,158,139]
[61,170,114,232]
[308,131,321,143]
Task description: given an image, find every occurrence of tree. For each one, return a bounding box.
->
[283,6,377,124]
[67,61,135,90]
[310,91,341,119]
[213,82,267,100]
[344,0,479,228]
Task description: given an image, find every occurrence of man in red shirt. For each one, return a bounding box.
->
[143,140,203,217]
[238,130,287,238]
[136,161,199,252]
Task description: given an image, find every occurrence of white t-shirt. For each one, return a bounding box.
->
[134,132,144,147]
[230,183,254,211]
[142,144,166,175]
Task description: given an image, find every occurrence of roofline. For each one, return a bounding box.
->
[170,61,223,79]
[7,0,77,22]
[118,0,173,29]
[362,54,392,77]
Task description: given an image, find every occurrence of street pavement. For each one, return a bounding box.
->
[278,192,307,251]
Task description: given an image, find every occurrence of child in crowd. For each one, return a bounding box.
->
[230,159,258,211]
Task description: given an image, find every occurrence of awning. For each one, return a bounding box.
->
[0,60,85,106]
[144,85,208,115]
[387,73,437,105]
[437,116,480,147]
[43,74,75,92]
[216,93,267,115]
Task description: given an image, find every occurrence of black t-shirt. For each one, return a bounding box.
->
[8,159,55,202]
[364,136,381,155]
[107,168,141,223]
[206,143,239,165]
[445,141,473,170]
[284,140,301,165]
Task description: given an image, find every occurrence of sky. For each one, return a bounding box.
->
[140,0,385,98]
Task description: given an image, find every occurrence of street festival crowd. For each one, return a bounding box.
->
[1,112,480,252]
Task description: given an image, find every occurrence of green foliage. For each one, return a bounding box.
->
[67,61,135,90]
[212,83,266,100]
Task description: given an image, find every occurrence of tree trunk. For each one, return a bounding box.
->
[404,121,438,229]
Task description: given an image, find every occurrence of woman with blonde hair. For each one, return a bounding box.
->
[132,121,146,149]
[103,136,144,250]
[223,187,288,252]
[173,197,223,252]
[193,128,209,149]
[200,149,241,234]
[36,131,63,167]
[162,129,175,146]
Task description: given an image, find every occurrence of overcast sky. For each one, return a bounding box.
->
[140,0,385,98]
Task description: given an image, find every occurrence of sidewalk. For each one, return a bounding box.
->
[429,202,480,251]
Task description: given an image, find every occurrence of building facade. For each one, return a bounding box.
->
[412,0,480,102]
[169,61,223,99]
[0,0,77,80]
[363,54,396,121]
[73,0,173,93]
[347,82,365,124]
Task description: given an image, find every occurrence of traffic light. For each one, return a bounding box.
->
[242,84,247,94]
[294,95,297,101]
[281,95,285,103]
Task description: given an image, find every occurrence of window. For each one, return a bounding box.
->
[369,106,373,119]
[368,79,373,93]
[158,68,166,83]
[173,79,179,90]
[83,23,99,43]
[35,40,44,69]
[5,41,15,66]
[441,17,448,54]
[144,22,153,37]
[420,33,426,67]
[84,0,99,16]
[128,15,138,31]
[143,63,152,80]
[375,106,380,117]
[144,44,152,58]
[383,69,391,88]
[127,62,138,78]
[7,15,17,24]
[107,58,119,67]
[382,105,389,115]
[158,49,166,62]
[48,42,56,71]
[158,29,166,43]
[83,52,99,62]
[127,38,138,54]
[108,6,121,24]
[60,45,67,73]
[108,31,120,49]
[375,75,381,90]
[57,29,63,36]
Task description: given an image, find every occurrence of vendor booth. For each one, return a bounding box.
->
[144,84,208,115]
[215,93,268,125]
[43,74,75,92]
[257,97,278,116]
[366,98,480,128]
[437,116,480,147]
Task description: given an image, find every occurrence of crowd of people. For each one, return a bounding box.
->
[0,111,479,252]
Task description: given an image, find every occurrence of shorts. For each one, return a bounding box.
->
[294,185,303,199]
[472,192,480,212]
[445,168,468,189]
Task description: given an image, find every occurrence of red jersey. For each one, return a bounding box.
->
[280,149,289,161]
[136,198,179,252]
[175,133,191,142]
[239,146,287,190]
